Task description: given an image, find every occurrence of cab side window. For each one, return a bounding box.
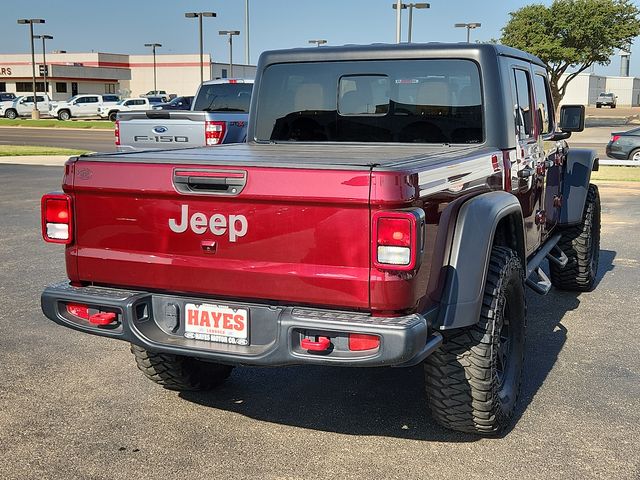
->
[513,69,534,140]
[533,73,554,135]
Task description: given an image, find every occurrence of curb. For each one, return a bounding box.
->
[0,155,70,166]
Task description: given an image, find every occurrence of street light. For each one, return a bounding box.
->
[454,22,482,43]
[17,18,45,119]
[245,0,250,65]
[185,12,216,84]
[144,43,162,93]
[308,39,327,47]
[33,34,53,97]
[394,0,402,43]
[392,3,430,43]
[219,31,240,78]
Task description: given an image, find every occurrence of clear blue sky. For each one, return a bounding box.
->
[3,0,639,76]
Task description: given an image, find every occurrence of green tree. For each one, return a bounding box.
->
[501,0,640,106]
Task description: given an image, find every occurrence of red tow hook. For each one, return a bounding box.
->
[301,336,331,352]
[89,312,118,326]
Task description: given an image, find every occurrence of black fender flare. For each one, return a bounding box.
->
[435,191,525,330]
[559,148,598,225]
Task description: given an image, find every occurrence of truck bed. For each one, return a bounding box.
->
[81,142,491,171]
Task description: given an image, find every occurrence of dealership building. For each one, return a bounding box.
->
[0,52,256,100]
[559,72,640,106]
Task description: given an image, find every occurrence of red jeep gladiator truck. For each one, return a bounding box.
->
[41,44,600,435]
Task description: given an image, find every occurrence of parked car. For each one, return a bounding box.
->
[146,95,169,104]
[98,97,156,121]
[0,92,17,115]
[0,92,16,102]
[606,126,640,161]
[115,79,252,151]
[2,94,52,119]
[142,90,168,98]
[152,96,194,111]
[49,94,120,120]
[596,92,617,108]
[40,43,599,436]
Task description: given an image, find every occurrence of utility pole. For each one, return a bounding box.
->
[34,34,53,97]
[17,18,45,119]
[219,31,240,78]
[245,0,250,65]
[395,0,402,43]
[144,43,162,92]
[185,12,216,84]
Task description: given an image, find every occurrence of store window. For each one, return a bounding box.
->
[56,82,67,93]
[16,82,46,92]
[105,83,116,94]
[0,82,6,92]
[221,69,228,79]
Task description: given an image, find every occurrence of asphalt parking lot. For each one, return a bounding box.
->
[0,164,638,480]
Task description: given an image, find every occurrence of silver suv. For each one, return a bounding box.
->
[596,92,617,108]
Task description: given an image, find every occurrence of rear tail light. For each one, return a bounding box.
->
[41,193,73,244]
[205,121,226,146]
[611,135,620,143]
[372,209,425,271]
[115,120,120,146]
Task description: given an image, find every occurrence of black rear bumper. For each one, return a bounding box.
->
[41,282,442,367]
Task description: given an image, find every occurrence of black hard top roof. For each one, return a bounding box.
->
[258,42,546,68]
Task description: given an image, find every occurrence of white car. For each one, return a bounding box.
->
[49,94,120,120]
[2,94,52,119]
[98,97,157,122]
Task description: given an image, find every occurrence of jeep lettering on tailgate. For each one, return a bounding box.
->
[168,204,248,241]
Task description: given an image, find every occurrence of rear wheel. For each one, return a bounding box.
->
[550,183,601,291]
[58,110,71,121]
[424,246,526,435]
[5,109,17,119]
[131,344,233,391]
[596,103,601,108]
[629,149,640,162]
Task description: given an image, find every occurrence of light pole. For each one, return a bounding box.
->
[454,22,482,43]
[144,43,162,93]
[17,18,45,119]
[395,0,402,43]
[392,3,430,43]
[33,34,53,97]
[245,0,250,65]
[308,39,327,47]
[185,12,216,84]
[219,31,240,78]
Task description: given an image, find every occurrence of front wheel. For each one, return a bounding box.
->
[424,246,526,435]
[58,110,71,121]
[5,109,17,119]
[131,344,233,391]
[108,111,118,122]
[550,183,601,291]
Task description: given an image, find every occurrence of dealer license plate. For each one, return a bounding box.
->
[183,303,249,345]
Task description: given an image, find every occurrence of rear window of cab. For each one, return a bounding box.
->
[255,59,483,144]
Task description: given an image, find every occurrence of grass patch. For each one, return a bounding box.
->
[591,165,640,182]
[0,118,113,129]
[0,145,90,157]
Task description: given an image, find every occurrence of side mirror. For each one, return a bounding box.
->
[558,104,585,132]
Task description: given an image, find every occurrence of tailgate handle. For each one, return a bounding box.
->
[173,169,247,195]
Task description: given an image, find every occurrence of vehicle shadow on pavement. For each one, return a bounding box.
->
[181,250,616,442]
[506,249,616,435]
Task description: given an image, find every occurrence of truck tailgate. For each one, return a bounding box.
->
[68,159,372,309]
[117,111,248,152]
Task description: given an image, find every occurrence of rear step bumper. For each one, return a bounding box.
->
[41,282,442,367]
